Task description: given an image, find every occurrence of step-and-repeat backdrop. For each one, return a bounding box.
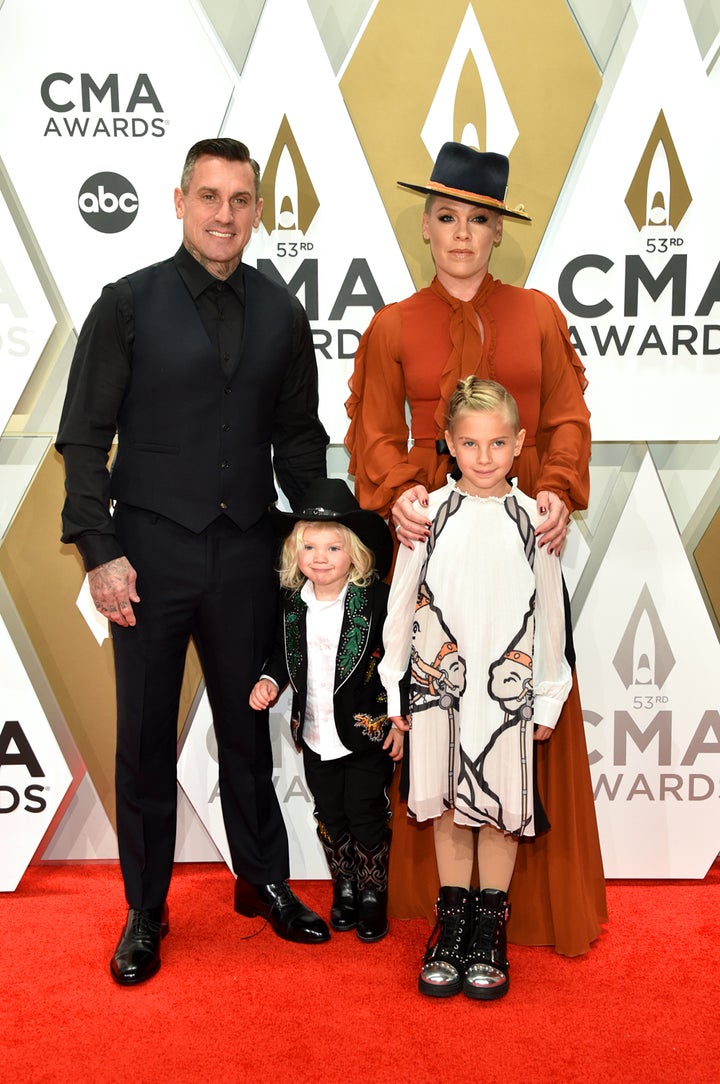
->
[1,0,718,889]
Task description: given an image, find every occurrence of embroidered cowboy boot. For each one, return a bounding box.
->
[318,829,358,932]
[354,831,390,942]
[418,886,472,997]
[463,888,511,1000]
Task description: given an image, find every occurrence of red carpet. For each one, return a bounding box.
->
[2,861,719,1083]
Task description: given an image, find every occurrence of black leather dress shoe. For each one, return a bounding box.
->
[110,904,169,985]
[234,878,330,944]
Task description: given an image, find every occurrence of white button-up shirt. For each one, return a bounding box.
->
[301,579,352,761]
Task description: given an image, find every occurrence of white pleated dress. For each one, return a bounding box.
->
[380,479,572,837]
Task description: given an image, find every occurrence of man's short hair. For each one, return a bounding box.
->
[180,138,261,198]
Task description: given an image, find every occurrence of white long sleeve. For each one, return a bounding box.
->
[379,530,426,717]
[531,542,572,729]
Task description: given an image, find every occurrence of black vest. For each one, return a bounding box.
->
[110,258,295,532]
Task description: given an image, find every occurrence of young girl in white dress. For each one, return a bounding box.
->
[380,376,572,1000]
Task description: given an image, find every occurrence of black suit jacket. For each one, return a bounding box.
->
[262,580,390,754]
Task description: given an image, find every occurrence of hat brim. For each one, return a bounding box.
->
[270,505,394,581]
[398,180,531,222]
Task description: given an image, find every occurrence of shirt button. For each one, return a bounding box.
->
[224,386,231,394]
[221,461,229,469]
[220,501,228,510]
[222,423,230,431]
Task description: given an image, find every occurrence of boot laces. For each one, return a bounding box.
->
[424,901,468,964]
[472,909,499,953]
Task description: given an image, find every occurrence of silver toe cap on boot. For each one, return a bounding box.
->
[420,958,461,988]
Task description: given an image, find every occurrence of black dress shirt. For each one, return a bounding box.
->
[56,245,328,571]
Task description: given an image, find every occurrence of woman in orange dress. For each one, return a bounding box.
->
[345,143,606,956]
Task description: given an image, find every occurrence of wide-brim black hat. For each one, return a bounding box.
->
[398,142,531,222]
[270,478,394,580]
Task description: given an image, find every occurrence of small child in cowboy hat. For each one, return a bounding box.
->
[250,478,401,942]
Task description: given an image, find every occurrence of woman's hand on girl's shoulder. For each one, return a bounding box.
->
[535,490,570,556]
[392,485,431,549]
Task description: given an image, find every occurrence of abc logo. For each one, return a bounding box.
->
[78,171,139,233]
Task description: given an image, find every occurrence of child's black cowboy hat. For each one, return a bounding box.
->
[398,142,531,221]
[271,478,394,579]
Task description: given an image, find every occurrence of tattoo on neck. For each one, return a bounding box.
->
[184,241,239,281]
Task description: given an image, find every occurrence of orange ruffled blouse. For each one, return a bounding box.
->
[346,274,590,520]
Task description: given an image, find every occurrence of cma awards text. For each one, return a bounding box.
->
[0,720,49,814]
[588,708,720,802]
[258,256,384,358]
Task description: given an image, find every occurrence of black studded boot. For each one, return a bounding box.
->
[463,888,511,1000]
[318,830,358,932]
[418,886,472,998]
[354,831,390,942]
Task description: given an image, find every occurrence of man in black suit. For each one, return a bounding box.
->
[56,138,330,985]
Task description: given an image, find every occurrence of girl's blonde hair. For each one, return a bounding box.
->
[446,376,520,432]
[279,521,377,592]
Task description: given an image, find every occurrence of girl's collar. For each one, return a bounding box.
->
[449,475,516,502]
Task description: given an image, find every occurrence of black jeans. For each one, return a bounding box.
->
[302,740,394,849]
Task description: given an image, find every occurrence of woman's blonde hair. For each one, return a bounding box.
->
[279,521,377,592]
[446,376,520,433]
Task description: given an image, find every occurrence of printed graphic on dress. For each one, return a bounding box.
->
[457,600,536,834]
[408,581,467,807]
[408,582,467,714]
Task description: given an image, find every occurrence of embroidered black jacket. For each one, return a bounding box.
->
[261,579,390,753]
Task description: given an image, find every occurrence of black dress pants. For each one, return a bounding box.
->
[111,504,289,910]
[301,741,394,850]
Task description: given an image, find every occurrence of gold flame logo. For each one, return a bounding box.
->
[625,111,691,231]
[453,52,487,148]
[421,5,518,160]
[260,115,319,234]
